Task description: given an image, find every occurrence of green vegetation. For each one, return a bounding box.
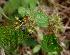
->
[0,0,63,55]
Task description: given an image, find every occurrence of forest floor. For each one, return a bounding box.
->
[37,0,70,55]
[0,0,70,55]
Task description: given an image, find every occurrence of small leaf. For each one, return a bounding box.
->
[18,7,34,17]
[51,51,58,54]
[48,51,58,55]
[18,7,26,17]
[0,7,13,24]
[0,26,25,52]
[41,34,63,52]
[13,52,19,55]
[33,10,49,27]
[24,39,39,47]
[3,0,22,14]
[33,45,41,53]
[24,0,37,9]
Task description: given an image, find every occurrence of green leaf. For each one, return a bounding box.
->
[51,51,58,55]
[33,10,49,27]
[18,7,35,17]
[41,34,63,52]
[33,45,41,53]
[3,0,37,14]
[0,7,11,22]
[0,26,17,51]
[13,52,19,55]
[24,0,37,9]
[18,7,26,17]
[26,9,35,16]
[24,39,39,47]
[0,7,4,14]
[3,0,22,14]
[0,26,26,52]
[48,52,58,55]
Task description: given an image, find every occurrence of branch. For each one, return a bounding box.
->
[62,27,70,29]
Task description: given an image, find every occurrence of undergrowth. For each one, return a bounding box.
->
[0,0,63,55]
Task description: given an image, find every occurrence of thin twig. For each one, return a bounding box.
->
[58,4,67,9]
[1,47,5,55]
[62,27,70,29]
